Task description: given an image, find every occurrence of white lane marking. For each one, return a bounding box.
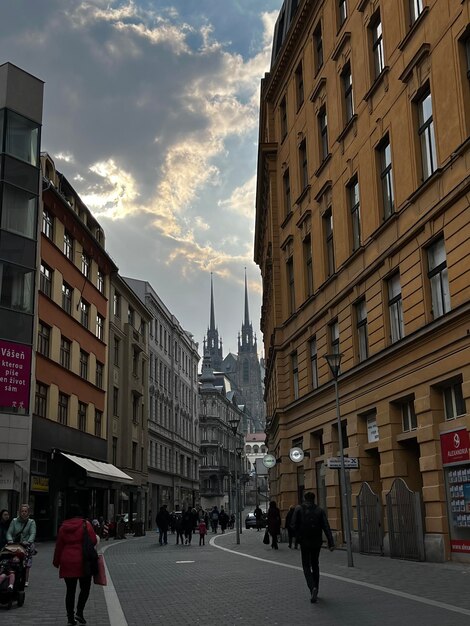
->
[210,535,470,617]
[176,560,195,563]
[100,543,128,626]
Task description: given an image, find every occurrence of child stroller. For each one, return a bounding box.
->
[0,544,26,610]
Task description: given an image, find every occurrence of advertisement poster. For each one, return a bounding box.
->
[440,428,470,466]
[0,339,32,411]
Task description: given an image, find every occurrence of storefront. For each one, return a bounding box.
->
[441,427,470,560]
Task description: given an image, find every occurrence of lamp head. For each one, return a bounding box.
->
[228,415,240,435]
[325,353,343,379]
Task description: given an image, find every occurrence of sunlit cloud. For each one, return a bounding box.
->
[81,159,140,219]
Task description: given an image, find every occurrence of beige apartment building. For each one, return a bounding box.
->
[254,0,470,562]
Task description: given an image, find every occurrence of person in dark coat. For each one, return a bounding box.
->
[218,507,229,533]
[285,505,298,549]
[0,509,10,550]
[53,505,98,626]
[253,505,263,531]
[291,491,334,604]
[156,505,170,545]
[267,500,281,549]
[182,507,193,545]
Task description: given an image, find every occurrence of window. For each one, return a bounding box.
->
[410,0,424,24]
[113,387,119,416]
[37,321,50,357]
[113,292,121,317]
[355,299,368,362]
[310,337,318,389]
[303,235,313,298]
[114,336,120,365]
[286,256,295,315]
[324,208,335,277]
[427,237,450,318]
[313,23,323,73]
[31,450,48,475]
[128,306,135,327]
[330,320,340,355]
[42,209,54,240]
[443,381,466,420]
[388,273,404,342]
[96,361,104,388]
[63,231,73,261]
[81,252,90,278]
[132,442,137,469]
[62,282,73,314]
[464,34,470,79]
[338,0,348,28]
[318,107,328,162]
[97,269,104,294]
[348,178,361,251]
[60,337,71,369]
[295,62,304,110]
[0,262,34,313]
[112,437,117,465]
[35,382,48,417]
[402,400,417,432]
[283,169,291,217]
[133,395,140,423]
[280,96,287,141]
[1,184,37,239]
[379,136,394,219]
[132,348,139,376]
[5,110,39,165]
[96,314,104,340]
[342,63,354,124]
[299,139,308,190]
[80,350,89,380]
[95,410,102,437]
[58,393,69,425]
[80,299,89,328]
[39,262,52,298]
[370,13,384,78]
[417,88,437,180]
[78,402,87,431]
[292,352,299,399]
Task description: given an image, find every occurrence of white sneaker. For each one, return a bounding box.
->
[25,582,29,587]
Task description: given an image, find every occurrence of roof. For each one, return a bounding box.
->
[245,433,266,443]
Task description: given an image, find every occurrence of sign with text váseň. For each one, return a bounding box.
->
[0,340,32,411]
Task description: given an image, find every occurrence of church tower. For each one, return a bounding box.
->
[203,273,224,372]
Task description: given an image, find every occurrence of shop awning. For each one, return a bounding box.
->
[61,453,134,484]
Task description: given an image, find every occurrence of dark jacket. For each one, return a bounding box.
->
[267,505,281,535]
[219,510,229,528]
[53,518,97,578]
[0,519,9,550]
[291,503,334,547]
[285,507,295,530]
[182,510,193,532]
[156,507,170,531]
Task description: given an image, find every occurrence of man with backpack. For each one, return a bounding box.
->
[290,492,334,604]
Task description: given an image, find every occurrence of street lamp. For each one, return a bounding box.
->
[236,446,244,537]
[325,353,354,568]
[228,416,241,544]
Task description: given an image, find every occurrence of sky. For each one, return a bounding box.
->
[0,0,282,357]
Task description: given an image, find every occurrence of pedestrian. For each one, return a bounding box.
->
[175,514,184,545]
[156,505,170,545]
[229,513,235,529]
[291,491,334,604]
[210,506,219,533]
[254,505,263,531]
[219,507,228,533]
[285,505,298,549]
[53,504,98,626]
[267,500,281,549]
[6,504,36,586]
[198,519,207,546]
[0,509,10,550]
[182,507,193,545]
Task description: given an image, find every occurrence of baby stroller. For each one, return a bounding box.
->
[0,544,26,610]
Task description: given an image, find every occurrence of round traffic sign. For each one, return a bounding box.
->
[262,454,276,468]
[289,447,304,463]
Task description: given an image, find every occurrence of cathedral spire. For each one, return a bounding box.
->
[244,267,250,326]
[210,272,216,331]
[204,272,223,371]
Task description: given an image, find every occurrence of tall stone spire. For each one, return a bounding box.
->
[204,273,224,371]
[244,267,250,326]
[210,272,216,331]
[239,269,254,353]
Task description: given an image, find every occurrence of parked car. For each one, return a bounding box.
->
[245,511,267,530]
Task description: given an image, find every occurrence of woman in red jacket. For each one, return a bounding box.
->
[53,505,97,626]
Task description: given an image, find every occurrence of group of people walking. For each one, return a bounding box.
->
[155,504,236,547]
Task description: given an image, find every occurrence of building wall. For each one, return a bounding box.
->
[255,0,470,561]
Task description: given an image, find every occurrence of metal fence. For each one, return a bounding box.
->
[357,482,384,555]
[386,478,425,561]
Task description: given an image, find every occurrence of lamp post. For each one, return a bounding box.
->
[325,353,354,568]
[228,416,241,545]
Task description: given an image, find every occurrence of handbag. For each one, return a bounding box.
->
[263,529,270,545]
[93,554,107,586]
[82,520,99,577]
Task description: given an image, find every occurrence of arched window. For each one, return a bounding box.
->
[253,445,259,453]
[261,445,266,453]
[245,445,252,453]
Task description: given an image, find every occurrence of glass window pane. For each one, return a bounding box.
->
[5,110,39,166]
[1,184,37,239]
[0,109,4,152]
[0,261,34,313]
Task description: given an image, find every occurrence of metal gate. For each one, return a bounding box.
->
[386,478,425,561]
[357,482,384,555]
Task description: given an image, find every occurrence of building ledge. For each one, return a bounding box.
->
[363,67,389,103]
[314,153,332,178]
[336,114,358,144]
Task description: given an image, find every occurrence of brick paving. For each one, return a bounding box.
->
[3,529,470,625]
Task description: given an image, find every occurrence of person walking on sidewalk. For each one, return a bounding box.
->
[0,509,10,550]
[285,505,298,549]
[182,507,193,545]
[267,500,281,550]
[219,507,229,533]
[6,504,36,587]
[291,491,334,604]
[253,505,263,531]
[198,519,207,545]
[156,505,170,545]
[53,505,98,626]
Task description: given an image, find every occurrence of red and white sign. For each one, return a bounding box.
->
[440,428,470,466]
[451,539,470,553]
[0,339,32,411]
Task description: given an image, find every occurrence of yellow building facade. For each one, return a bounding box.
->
[254,0,470,561]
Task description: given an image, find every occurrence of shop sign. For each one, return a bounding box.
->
[440,428,470,466]
[262,454,277,468]
[31,475,49,492]
[0,339,32,411]
[367,415,379,443]
[451,539,470,553]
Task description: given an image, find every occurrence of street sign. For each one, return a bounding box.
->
[289,447,305,463]
[262,454,277,469]
[327,457,359,470]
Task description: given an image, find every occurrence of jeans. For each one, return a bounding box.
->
[64,576,92,618]
[270,531,278,549]
[300,541,322,591]
[158,528,168,544]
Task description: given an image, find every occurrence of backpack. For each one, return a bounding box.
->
[299,504,321,537]
[211,512,219,521]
